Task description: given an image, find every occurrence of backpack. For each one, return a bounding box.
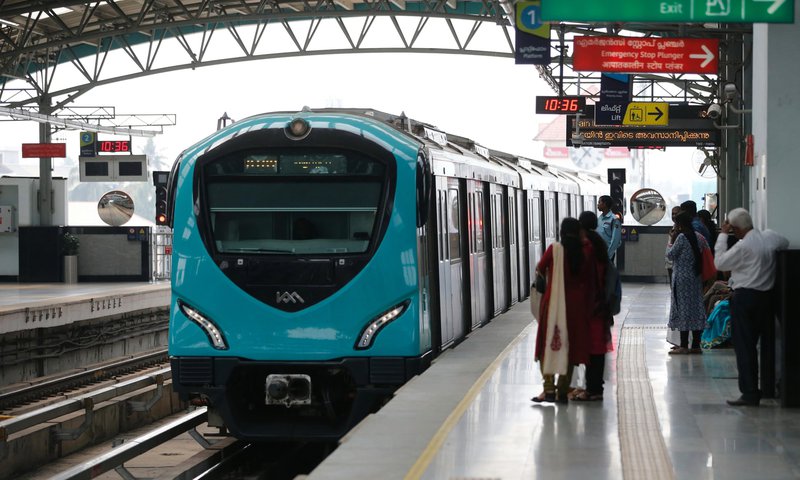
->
[605,263,622,316]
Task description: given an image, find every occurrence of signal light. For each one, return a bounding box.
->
[153,170,170,226]
[608,168,626,216]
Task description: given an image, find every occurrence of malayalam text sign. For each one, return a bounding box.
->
[541,0,793,23]
[21,143,66,158]
[574,37,719,74]
[568,105,720,148]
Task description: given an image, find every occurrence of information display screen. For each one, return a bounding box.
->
[97,139,131,153]
[536,96,586,114]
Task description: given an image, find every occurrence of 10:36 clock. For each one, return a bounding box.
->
[535,96,586,114]
[97,139,131,153]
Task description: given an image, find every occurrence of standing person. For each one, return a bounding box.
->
[680,200,712,246]
[697,209,719,255]
[715,208,789,406]
[597,195,622,262]
[572,211,612,402]
[666,206,682,284]
[666,211,708,354]
[531,218,595,404]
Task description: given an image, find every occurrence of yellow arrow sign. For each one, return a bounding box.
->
[622,102,669,126]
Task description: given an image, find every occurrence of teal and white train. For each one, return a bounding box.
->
[166,108,605,441]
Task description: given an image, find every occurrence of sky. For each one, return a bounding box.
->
[0,22,715,225]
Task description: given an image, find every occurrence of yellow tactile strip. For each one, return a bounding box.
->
[617,327,676,480]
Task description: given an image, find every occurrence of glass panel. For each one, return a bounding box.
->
[476,191,484,252]
[205,149,385,255]
[448,189,460,259]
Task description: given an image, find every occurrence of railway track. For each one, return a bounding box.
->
[1,352,335,480]
[0,348,169,413]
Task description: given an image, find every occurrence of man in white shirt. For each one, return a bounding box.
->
[715,208,789,406]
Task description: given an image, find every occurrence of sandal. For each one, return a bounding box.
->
[572,391,603,402]
[668,347,690,355]
[567,388,586,400]
[531,392,556,403]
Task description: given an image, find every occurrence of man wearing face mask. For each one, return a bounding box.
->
[715,208,788,407]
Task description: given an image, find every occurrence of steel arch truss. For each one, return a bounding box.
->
[0,1,743,112]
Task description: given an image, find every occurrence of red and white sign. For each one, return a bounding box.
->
[21,143,67,158]
[573,37,719,74]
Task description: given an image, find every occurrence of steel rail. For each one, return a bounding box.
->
[48,408,209,480]
[0,366,171,437]
[0,348,169,411]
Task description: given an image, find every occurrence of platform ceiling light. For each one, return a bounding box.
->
[179,300,228,350]
[355,300,410,350]
[286,117,311,140]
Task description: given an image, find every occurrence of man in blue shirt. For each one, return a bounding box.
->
[597,195,622,261]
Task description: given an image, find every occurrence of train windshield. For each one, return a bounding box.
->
[204,149,386,255]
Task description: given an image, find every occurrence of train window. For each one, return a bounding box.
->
[475,191,484,252]
[469,193,476,254]
[532,199,541,244]
[494,193,504,247]
[204,149,386,255]
[509,197,516,246]
[448,189,460,259]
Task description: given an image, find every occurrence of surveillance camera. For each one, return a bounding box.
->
[571,132,584,146]
[706,103,723,119]
[723,83,738,101]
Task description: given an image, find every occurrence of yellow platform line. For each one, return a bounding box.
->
[404,323,533,480]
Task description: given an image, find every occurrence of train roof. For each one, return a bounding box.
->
[193,107,601,196]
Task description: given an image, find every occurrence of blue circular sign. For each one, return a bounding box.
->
[81,132,92,143]
[520,5,543,31]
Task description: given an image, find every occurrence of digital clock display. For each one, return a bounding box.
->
[97,139,131,153]
[535,96,586,114]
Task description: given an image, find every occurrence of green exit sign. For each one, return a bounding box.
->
[541,0,794,23]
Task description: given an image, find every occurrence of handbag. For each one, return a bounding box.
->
[701,246,717,281]
[530,287,543,320]
[534,271,547,294]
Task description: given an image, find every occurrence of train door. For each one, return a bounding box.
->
[516,189,528,300]
[543,191,557,248]
[584,195,597,215]
[573,194,583,218]
[490,184,509,315]
[556,193,569,236]
[508,188,522,303]
[434,177,464,347]
[527,190,544,280]
[467,180,490,328]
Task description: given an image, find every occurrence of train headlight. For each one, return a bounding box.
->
[285,117,311,140]
[178,301,228,350]
[355,300,411,350]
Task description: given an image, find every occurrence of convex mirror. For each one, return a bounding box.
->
[98,190,134,226]
[629,188,666,225]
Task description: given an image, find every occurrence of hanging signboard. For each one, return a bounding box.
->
[21,143,67,158]
[515,1,551,65]
[541,0,793,23]
[568,105,720,148]
[573,37,719,74]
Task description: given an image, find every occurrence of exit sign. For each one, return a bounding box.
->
[541,0,794,23]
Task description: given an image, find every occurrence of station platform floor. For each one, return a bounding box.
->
[310,283,800,480]
[0,281,170,334]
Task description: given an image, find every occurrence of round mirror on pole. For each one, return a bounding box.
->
[97,190,135,226]
[629,188,666,226]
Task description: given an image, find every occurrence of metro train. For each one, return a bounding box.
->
[165,108,607,441]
